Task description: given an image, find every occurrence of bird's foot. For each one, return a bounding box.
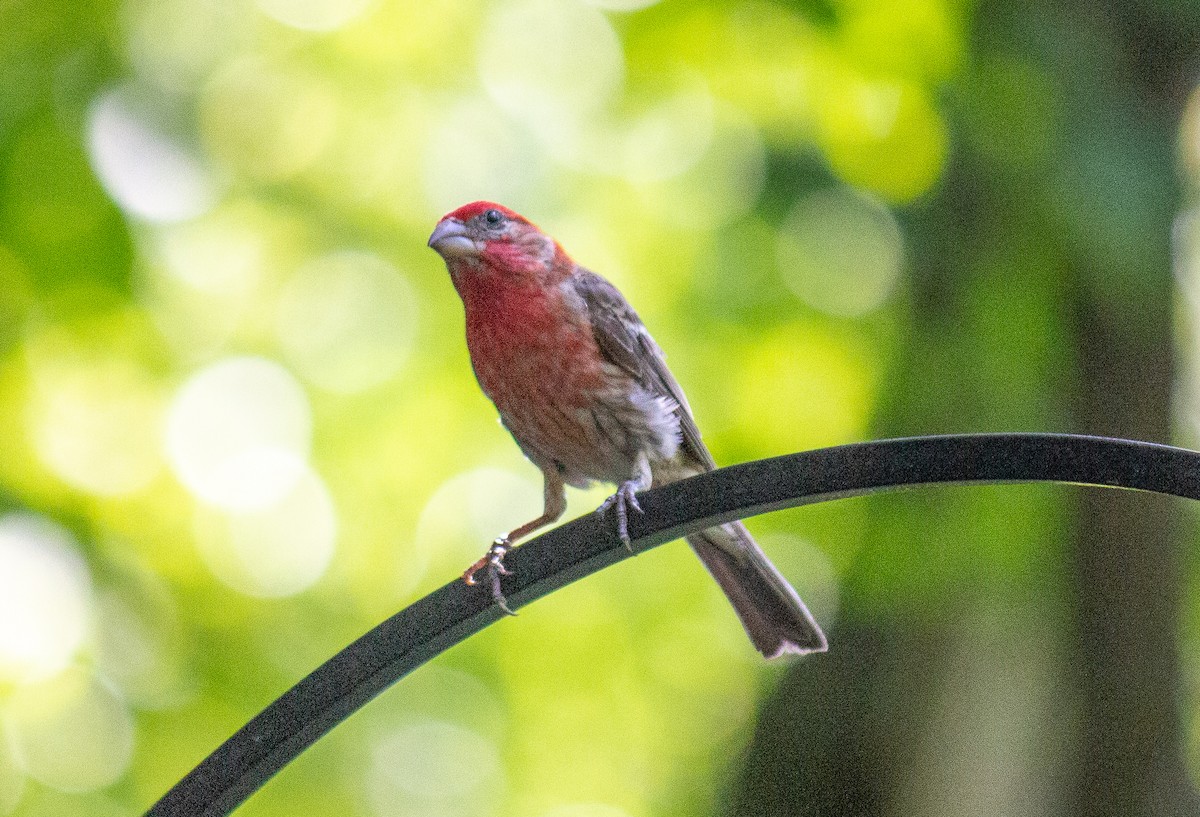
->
[463,537,517,616]
[598,480,643,552]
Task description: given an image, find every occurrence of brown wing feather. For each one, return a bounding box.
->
[572,268,828,658]
[571,268,715,472]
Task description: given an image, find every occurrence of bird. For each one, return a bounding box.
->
[427,201,827,658]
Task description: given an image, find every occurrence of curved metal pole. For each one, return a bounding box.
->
[144,433,1200,816]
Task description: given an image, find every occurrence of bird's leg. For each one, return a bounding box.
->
[464,470,566,614]
[599,451,652,551]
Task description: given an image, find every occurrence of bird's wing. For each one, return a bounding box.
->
[572,267,716,472]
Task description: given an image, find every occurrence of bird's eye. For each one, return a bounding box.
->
[483,209,504,227]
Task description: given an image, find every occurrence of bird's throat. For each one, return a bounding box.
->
[460,274,602,409]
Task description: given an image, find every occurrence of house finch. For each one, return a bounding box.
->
[428,202,827,658]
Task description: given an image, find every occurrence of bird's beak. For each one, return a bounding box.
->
[428,219,479,259]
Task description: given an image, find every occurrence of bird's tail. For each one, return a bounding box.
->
[687,522,827,659]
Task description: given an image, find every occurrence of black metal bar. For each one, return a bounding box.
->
[144,433,1200,816]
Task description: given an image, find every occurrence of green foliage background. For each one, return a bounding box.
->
[0,0,1198,815]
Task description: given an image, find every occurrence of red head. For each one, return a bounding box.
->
[440,201,529,226]
[428,202,570,289]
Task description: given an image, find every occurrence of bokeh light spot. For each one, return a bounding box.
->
[256,0,374,32]
[87,88,218,223]
[193,462,336,597]
[0,719,23,815]
[756,532,840,626]
[544,80,715,182]
[583,0,659,9]
[478,0,624,125]
[367,720,503,817]
[379,667,507,740]
[6,667,134,792]
[200,59,338,182]
[165,357,312,510]
[840,0,963,82]
[634,106,766,229]
[1174,207,1200,308]
[540,805,635,817]
[95,576,192,709]
[422,97,549,215]
[413,467,540,576]
[776,187,904,316]
[122,0,256,92]
[140,200,302,361]
[0,514,92,683]
[615,84,714,181]
[817,77,947,202]
[733,324,875,453]
[152,206,269,297]
[29,358,163,497]
[1183,85,1200,184]
[275,251,417,394]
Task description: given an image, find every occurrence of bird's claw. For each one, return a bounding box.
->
[599,481,643,552]
[463,537,517,616]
